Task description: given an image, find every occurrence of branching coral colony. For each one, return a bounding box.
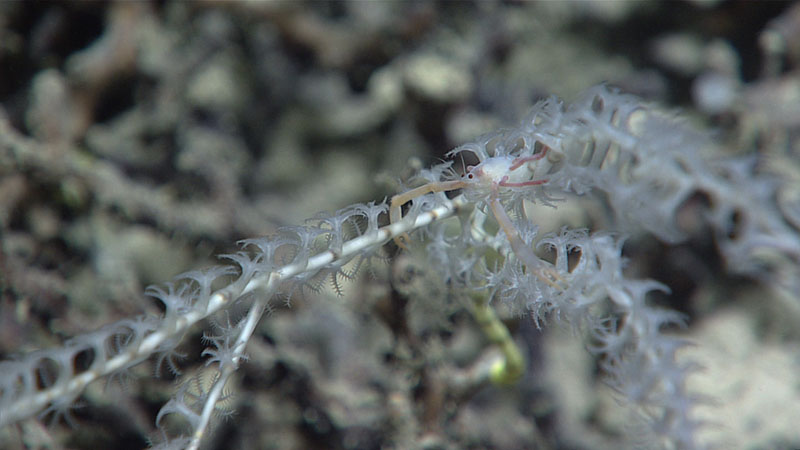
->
[2,85,799,449]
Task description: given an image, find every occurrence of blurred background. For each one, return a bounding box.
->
[1,1,799,449]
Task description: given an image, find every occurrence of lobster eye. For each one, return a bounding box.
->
[467,173,474,179]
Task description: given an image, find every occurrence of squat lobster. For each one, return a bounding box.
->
[390,144,563,287]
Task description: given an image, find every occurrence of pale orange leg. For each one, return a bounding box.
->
[390,180,466,249]
[489,197,563,289]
